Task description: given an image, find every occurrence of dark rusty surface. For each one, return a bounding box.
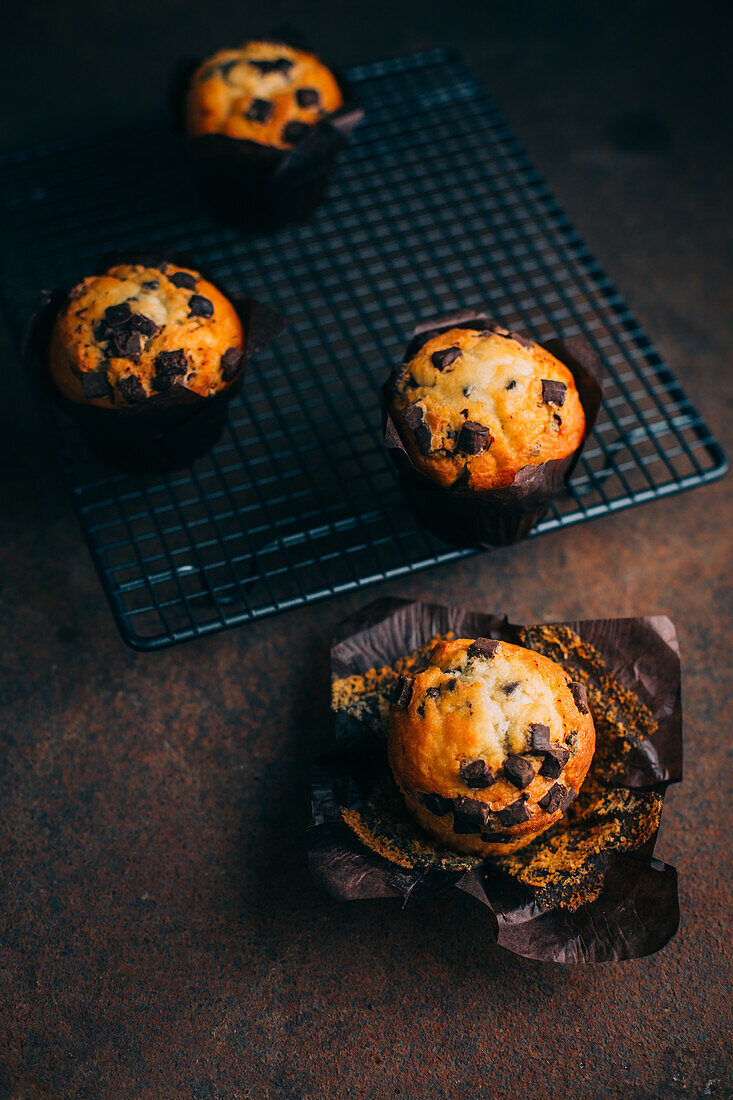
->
[1,2,731,1097]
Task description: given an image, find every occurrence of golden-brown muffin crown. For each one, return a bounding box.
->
[390,325,586,490]
[186,40,343,148]
[49,263,244,408]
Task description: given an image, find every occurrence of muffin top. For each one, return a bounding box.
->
[388,636,595,834]
[49,263,244,408]
[390,324,586,490]
[186,40,343,148]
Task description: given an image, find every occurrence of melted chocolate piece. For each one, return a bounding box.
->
[393,674,413,708]
[506,379,516,390]
[452,797,489,834]
[118,374,146,405]
[538,783,577,814]
[220,347,244,382]
[457,421,492,455]
[282,120,311,144]
[421,792,451,818]
[401,403,432,455]
[459,759,494,789]
[129,313,158,336]
[104,302,132,328]
[503,755,535,789]
[541,379,567,406]
[169,271,197,290]
[81,371,112,399]
[528,723,551,752]
[246,97,274,123]
[153,349,188,391]
[425,686,441,699]
[188,295,214,319]
[295,87,320,107]
[447,678,458,692]
[431,346,461,371]
[249,57,294,75]
[466,638,499,660]
[497,798,532,827]
[569,682,589,714]
[509,331,534,350]
[109,329,143,360]
[503,681,519,695]
[539,747,571,779]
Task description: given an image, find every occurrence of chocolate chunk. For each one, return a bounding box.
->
[541,379,567,406]
[466,638,499,660]
[425,686,441,699]
[169,271,197,290]
[220,347,244,382]
[431,345,461,370]
[153,348,188,391]
[393,674,413,708]
[503,681,519,695]
[295,87,320,108]
[447,678,458,691]
[528,723,551,752]
[401,403,432,455]
[457,421,492,455]
[81,371,112,399]
[282,120,311,144]
[188,295,214,319]
[539,747,571,779]
[509,331,534,350]
[506,379,516,390]
[503,755,535,789]
[246,98,274,123]
[569,682,589,714]
[104,302,132,328]
[459,759,494,789]
[539,783,577,814]
[118,374,147,405]
[497,798,532,827]
[421,792,451,818]
[452,797,489,834]
[249,57,293,74]
[93,320,110,342]
[109,329,143,360]
[129,313,158,336]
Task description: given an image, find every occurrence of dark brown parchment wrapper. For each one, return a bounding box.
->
[309,598,682,963]
[171,37,364,231]
[382,310,605,547]
[22,249,285,473]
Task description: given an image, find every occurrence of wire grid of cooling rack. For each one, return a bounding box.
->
[0,49,726,648]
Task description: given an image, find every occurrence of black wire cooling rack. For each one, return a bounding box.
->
[0,50,726,649]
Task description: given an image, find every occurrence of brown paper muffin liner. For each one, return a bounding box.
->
[309,598,682,963]
[382,310,605,547]
[22,249,286,473]
[171,36,364,231]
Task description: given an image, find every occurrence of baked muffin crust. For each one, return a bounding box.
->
[390,324,586,490]
[49,263,244,408]
[186,40,343,148]
[388,637,595,855]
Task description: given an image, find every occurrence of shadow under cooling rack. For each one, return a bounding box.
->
[0,49,726,649]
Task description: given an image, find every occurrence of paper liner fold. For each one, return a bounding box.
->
[308,598,682,963]
[22,249,286,473]
[382,311,605,547]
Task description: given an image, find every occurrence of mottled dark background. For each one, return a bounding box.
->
[1,1,732,1098]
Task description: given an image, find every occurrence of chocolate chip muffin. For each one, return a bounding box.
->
[186,40,343,149]
[388,636,596,856]
[390,324,586,491]
[49,263,244,408]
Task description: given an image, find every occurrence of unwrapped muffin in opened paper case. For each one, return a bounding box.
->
[309,598,682,963]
